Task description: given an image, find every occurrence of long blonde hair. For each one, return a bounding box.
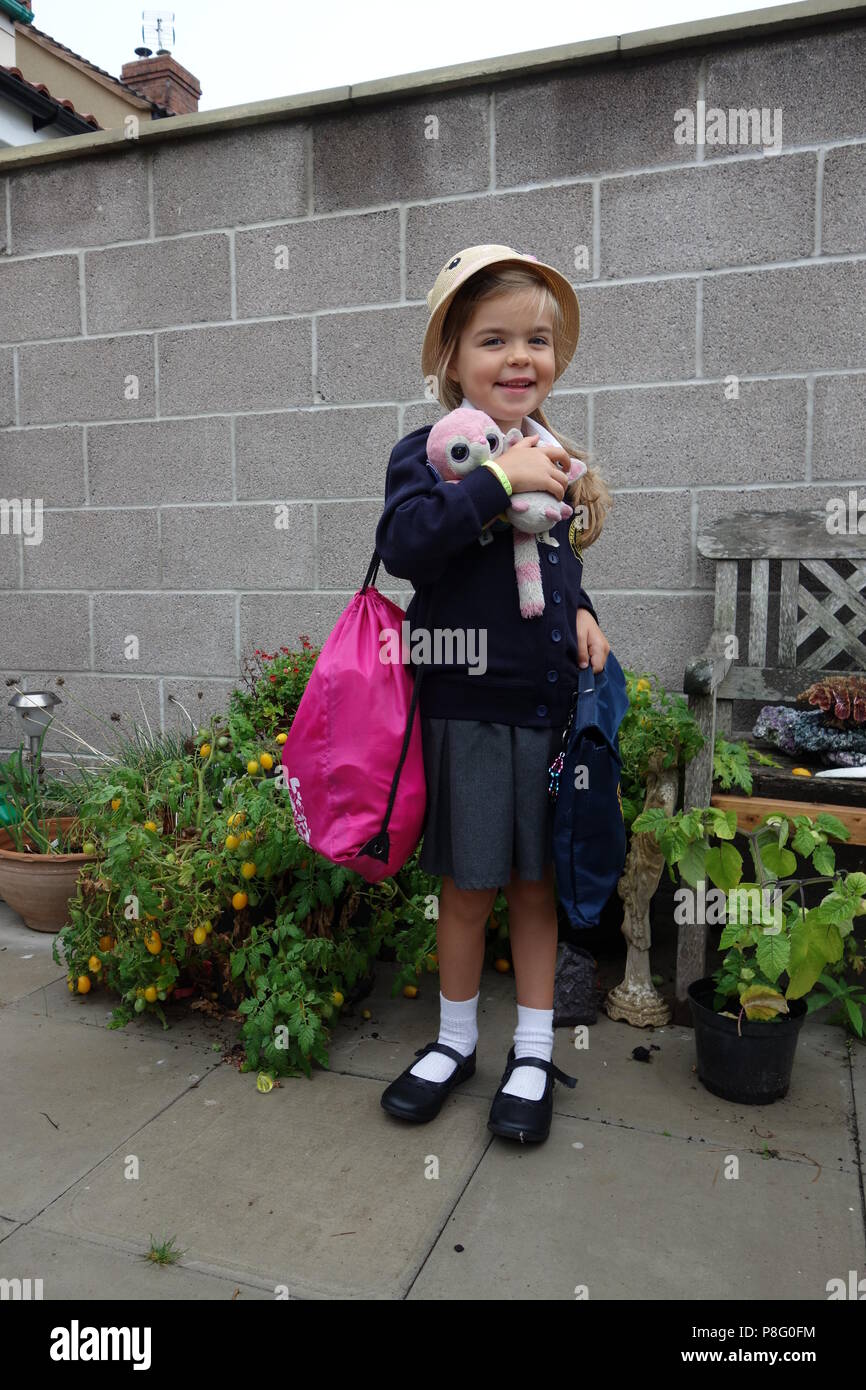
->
[427,264,611,549]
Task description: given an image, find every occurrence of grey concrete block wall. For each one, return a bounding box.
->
[2,11,866,760]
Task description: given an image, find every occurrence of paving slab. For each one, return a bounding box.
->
[0,1224,272,1300]
[29,1063,492,1299]
[407,1115,865,1301]
[0,908,67,1006]
[0,1009,226,1222]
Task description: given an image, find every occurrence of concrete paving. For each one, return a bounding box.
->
[1,901,863,1300]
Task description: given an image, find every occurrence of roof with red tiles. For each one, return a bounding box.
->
[0,61,101,128]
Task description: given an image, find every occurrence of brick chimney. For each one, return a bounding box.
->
[121,47,201,116]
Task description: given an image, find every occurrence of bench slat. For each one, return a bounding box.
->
[778,559,799,666]
[698,509,865,559]
[710,793,866,846]
[748,558,769,666]
[718,664,866,701]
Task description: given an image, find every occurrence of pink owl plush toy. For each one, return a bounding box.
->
[426,406,586,618]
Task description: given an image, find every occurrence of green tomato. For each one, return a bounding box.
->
[134,996,147,1013]
[165,852,176,864]
[157,990,167,1001]
[218,736,231,749]
[82,841,96,856]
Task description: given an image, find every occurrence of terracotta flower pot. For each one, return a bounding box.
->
[0,815,98,933]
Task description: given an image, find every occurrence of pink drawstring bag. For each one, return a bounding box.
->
[281,551,429,883]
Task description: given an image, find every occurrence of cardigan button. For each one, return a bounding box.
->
[550,628,561,642]
[552,589,561,603]
[546,669,558,683]
[536,704,548,718]
[547,552,559,565]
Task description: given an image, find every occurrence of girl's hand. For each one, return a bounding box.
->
[498,435,572,499]
[577,608,610,673]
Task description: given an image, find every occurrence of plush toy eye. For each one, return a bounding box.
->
[486,430,504,456]
[449,441,470,463]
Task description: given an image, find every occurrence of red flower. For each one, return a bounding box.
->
[269,674,277,682]
[293,666,299,673]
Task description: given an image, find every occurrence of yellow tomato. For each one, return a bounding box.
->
[403,984,418,999]
[636,678,651,693]
[77,976,91,994]
[193,926,208,945]
[224,834,240,852]
[331,990,344,1007]
[110,798,122,811]
[259,752,274,771]
[792,767,812,777]
[144,985,158,1003]
[199,743,211,758]
[202,920,213,935]
[246,760,260,777]
[232,890,248,911]
[144,820,158,833]
[144,930,162,955]
[88,955,102,973]
[241,861,257,880]
[99,935,115,952]
[227,811,246,827]
[67,977,75,992]
[275,733,287,745]
[494,958,511,973]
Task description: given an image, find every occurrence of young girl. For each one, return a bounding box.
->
[375,245,612,1144]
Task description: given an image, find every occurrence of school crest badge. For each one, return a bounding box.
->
[568,514,584,561]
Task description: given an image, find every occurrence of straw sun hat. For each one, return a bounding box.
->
[420,244,580,384]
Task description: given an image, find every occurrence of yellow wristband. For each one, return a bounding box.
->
[481,460,512,496]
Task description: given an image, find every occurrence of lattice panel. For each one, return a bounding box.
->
[780,558,866,670]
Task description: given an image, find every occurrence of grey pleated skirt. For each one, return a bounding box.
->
[418,717,562,891]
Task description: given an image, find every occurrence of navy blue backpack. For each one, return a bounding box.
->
[547,651,630,929]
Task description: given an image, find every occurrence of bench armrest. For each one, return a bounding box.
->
[684,641,733,698]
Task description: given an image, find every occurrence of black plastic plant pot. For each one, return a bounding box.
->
[687,976,808,1106]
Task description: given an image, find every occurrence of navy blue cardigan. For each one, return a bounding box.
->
[374,424,600,730]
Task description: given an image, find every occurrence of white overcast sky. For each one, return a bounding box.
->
[25,0,777,112]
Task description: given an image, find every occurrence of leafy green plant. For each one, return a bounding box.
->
[713,735,781,794]
[618,669,705,829]
[0,730,89,853]
[631,803,866,1033]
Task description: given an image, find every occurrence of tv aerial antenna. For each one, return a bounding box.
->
[140,11,176,55]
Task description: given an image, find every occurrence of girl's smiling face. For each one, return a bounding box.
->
[444,287,557,433]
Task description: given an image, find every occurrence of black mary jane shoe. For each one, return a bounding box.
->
[487,1044,578,1144]
[380,1041,477,1123]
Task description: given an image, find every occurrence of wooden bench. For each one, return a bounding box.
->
[675,508,866,1018]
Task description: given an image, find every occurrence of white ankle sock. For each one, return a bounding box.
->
[502,1003,554,1101]
[409,990,479,1082]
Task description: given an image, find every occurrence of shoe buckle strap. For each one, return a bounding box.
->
[509,1056,577,1089]
[414,1041,470,1066]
